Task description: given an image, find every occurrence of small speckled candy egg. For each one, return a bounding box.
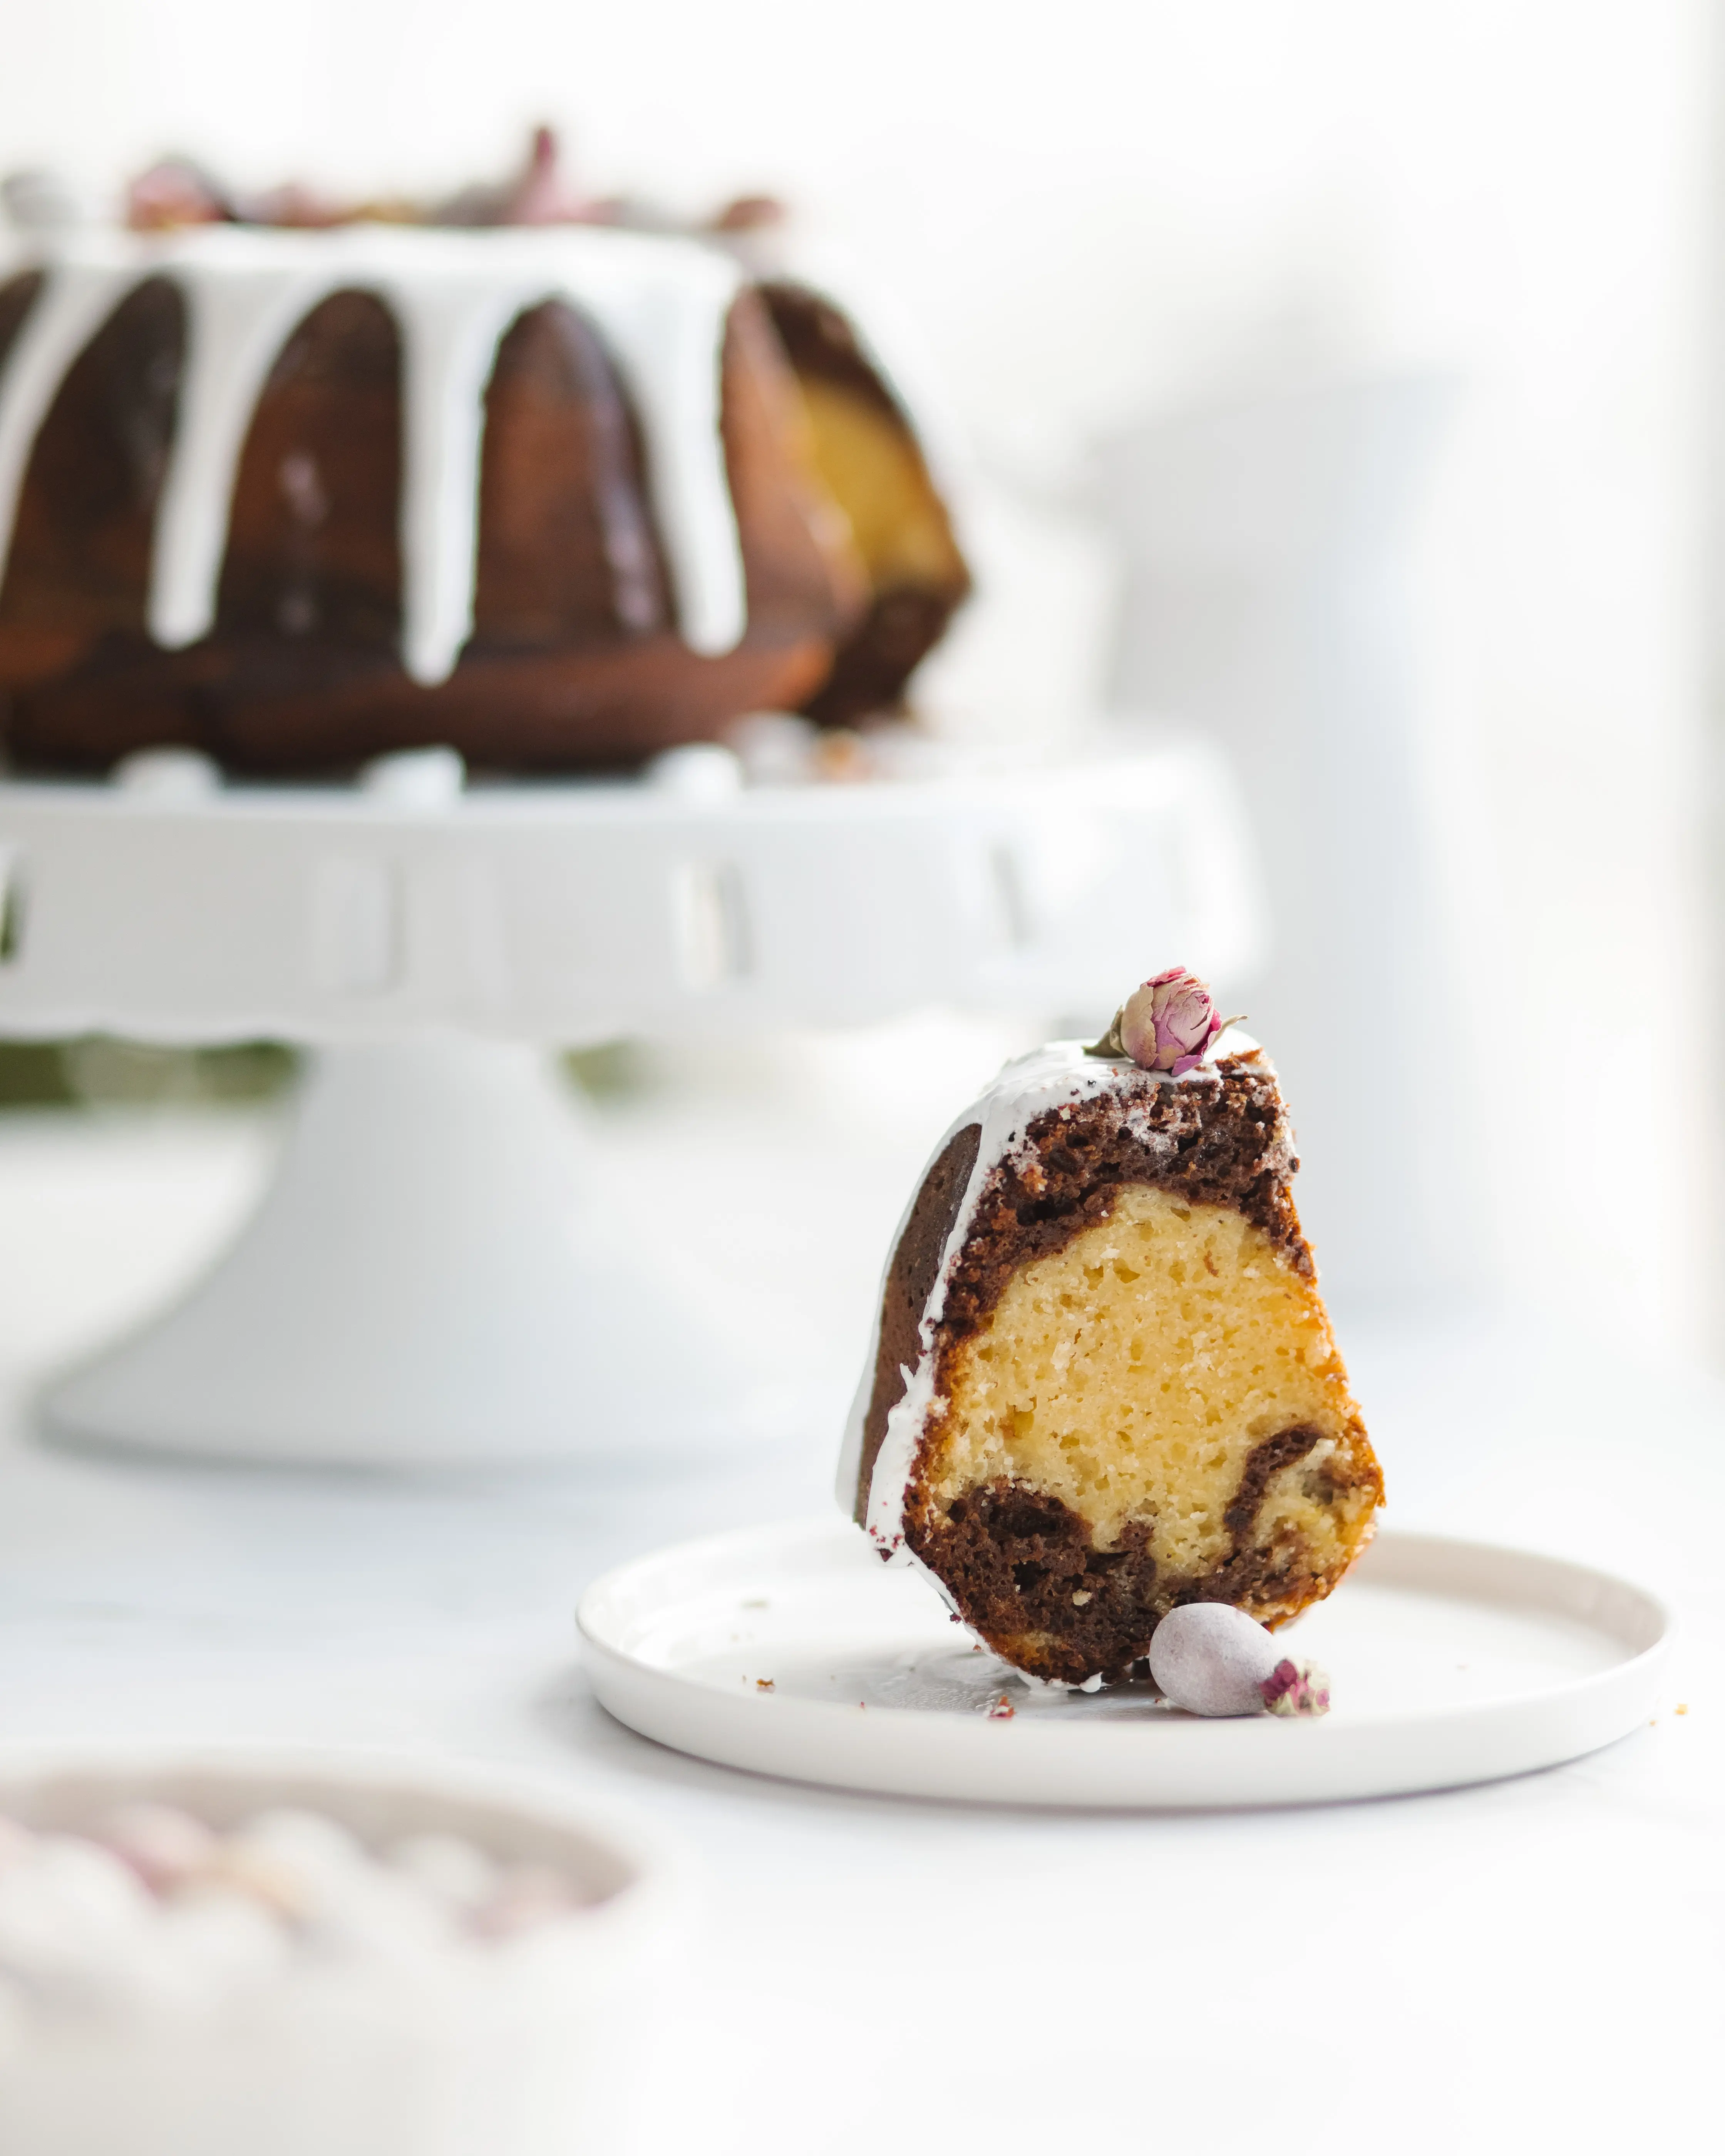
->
[0,1836,154,2007]
[386,1833,498,1915]
[99,1802,216,1893]
[1149,1604,1285,1716]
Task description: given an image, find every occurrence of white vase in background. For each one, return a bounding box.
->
[1098,375,1481,1319]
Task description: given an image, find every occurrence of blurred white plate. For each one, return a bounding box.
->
[578,1520,1671,1809]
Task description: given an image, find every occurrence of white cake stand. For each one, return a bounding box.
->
[0,737,1259,1468]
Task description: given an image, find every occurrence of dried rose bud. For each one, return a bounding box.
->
[710,194,788,233]
[1119,967,1225,1076]
[433,127,588,229]
[127,158,232,232]
[502,126,591,227]
[1259,1658,1331,1718]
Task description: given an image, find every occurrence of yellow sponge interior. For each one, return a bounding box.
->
[927,1184,1372,1579]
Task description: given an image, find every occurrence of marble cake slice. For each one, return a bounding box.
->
[839,1036,1383,1685]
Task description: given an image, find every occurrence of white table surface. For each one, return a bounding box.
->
[0,1088,1717,2155]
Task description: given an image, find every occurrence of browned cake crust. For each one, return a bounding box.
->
[759,284,970,726]
[858,1055,1382,1683]
[852,1121,981,1518]
[0,271,958,775]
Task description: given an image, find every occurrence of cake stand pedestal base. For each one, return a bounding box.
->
[42,1041,779,1469]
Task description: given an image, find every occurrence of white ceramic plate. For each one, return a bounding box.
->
[578,1519,1672,1808]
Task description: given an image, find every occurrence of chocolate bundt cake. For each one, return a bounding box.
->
[0,219,966,773]
[840,971,1383,1684]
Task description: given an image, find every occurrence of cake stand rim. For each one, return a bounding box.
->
[0,741,1263,1048]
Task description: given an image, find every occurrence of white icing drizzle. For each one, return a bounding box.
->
[151,245,345,654]
[388,267,541,685]
[837,1029,1267,1565]
[0,223,749,686]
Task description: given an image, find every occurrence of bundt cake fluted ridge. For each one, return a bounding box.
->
[0,222,967,772]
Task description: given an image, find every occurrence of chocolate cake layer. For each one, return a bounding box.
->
[0,277,185,708]
[0,273,42,374]
[852,1120,980,1526]
[0,244,966,775]
[914,1423,1370,1684]
[0,283,858,773]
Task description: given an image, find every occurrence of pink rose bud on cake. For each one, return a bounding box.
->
[1120,968,1225,1076]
